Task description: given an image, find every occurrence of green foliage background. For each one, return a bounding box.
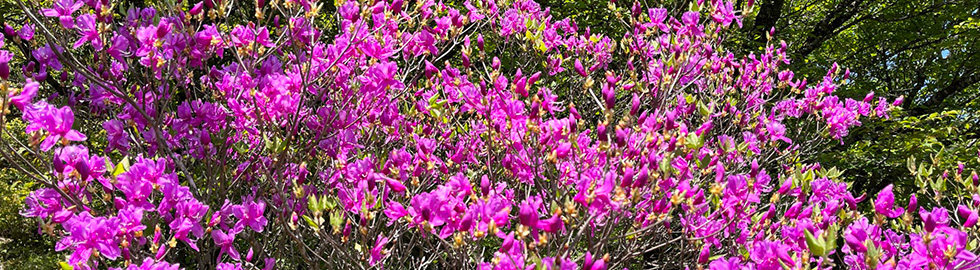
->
[1,119,60,269]
[540,0,980,201]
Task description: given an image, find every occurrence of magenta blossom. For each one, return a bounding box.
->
[110,258,181,270]
[73,14,102,50]
[212,229,240,262]
[370,235,389,266]
[957,205,978,228]
[26,104,87,151]
[874,184,904,218]
[233,199,268,233]
[41,0,83,28]
[0,50,11,80]
[8,80,39,110]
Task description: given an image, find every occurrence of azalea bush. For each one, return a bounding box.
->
[1,0,978,269]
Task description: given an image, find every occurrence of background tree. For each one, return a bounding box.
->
[739,0,980,197]
[535,0,980,199]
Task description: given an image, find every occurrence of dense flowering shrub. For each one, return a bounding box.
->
[1,0,978,269]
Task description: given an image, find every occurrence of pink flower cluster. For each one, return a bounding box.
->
[1,0,975,269]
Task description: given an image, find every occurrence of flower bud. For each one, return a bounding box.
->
[74,160,91,181]
[190,2,204,15]
[615,127,627,147]
[583,252,594,269]
[479,79,488,95]
[630,93,640,115]
[480,175,490,196]
[53,157,65,173]
[597,124,608,142]
[200,131,212,145]
[958,205,977,228]
[634,167,649,188]
[3,24,14,37]
[863,91,874,103]
[392,0,403,13]
[0,52,10,80]
[530,98,541,117]
[528,71,541,87]
[892,95,904,106]
[569,103,581,119]
[698,244,711,264]
[424,61,437,79]
[621,167,634,188]
[907,194,918,213]
[605,71,619,85]
[601,83,615,109]
[924,212,937,232]
[574,59,587,77]
[554,142,571,159]
[156,245,167,260]
[515,77,528,97]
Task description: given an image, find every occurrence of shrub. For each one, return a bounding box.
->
[0,0,976,269]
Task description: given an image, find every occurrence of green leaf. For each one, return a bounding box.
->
[275,138,287,153]
[932,177,947,192]
[825,224,838,252]
[535,39,548,53]
[302,215,319,230]
[685,132,704,150]
[697,100,712,117]
[779,260,792,270]
[329,211,344,231]
[826,167,842,179]
[804,230,826,256]
[59,262,74,270]
[428,94,439,107]
[688,0,701,11]
[263,134,286,154]
[112,157,131,177]
[803,170,815,182]
[324,196,337,210]
[308,196,320,213]
[660,154,674,175]
[319,195,329,211]
[695,154,710,169]
[263,134,273,152]
[233,141,249,154]
[531,255,544,270]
